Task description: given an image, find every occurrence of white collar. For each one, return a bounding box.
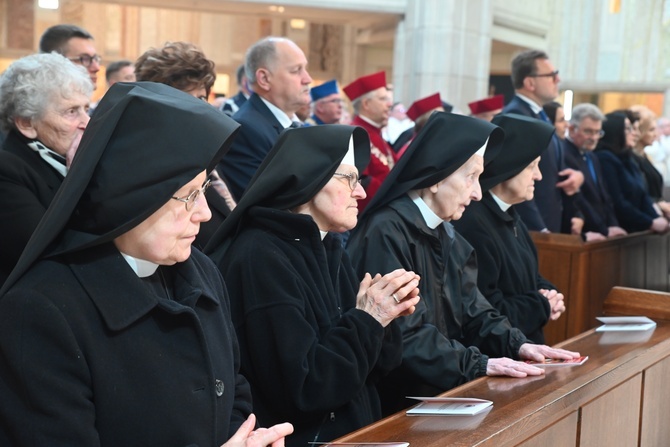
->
[515,93,543,115]
[27,140,67,177]
[260,96,296,129]
[408,190,443,229]
[490,192,512,212]
[120,252,159,277]
[319,230,328,240]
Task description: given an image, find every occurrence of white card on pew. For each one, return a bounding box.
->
[595,316,656,332]
[405,397,492,416]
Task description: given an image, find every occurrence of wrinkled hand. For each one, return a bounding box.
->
[539,288,565,320]
[486,357,545,377]
[356,269,420,327]
[557,169,584,196]
[570,217,584,235]
[650,216,669,234]
[210,169,238,211]
[607,226,627,237]
[65,129,85,168]
[584,231,606,242]
[221,414,293,447]
[518,343,580,363]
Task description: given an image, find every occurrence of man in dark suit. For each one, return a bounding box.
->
[221,64,252,117]
[219,37,312,200]
[502,50,583,232]
[562,103,627,240]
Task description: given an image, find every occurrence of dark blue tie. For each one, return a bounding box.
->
[538,110,563,168]
[584,152,597,184]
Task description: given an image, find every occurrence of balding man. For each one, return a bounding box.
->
[219,37,312,200]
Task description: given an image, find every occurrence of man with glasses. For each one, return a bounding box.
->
[343,71,394,210]
[563,103,627,240]
[306,79,343,125]
[502,49,583,233]
[39,24,101,90]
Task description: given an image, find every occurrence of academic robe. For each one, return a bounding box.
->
[219,206,402,447]
[347,195,528,414]
[454,193,553,344]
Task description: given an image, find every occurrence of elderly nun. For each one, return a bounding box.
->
[346,112,580,414]
[206,125,420,447]
[454,114,566,345]
[0,82,291,447]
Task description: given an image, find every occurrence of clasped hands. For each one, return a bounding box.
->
[356,269,421,327]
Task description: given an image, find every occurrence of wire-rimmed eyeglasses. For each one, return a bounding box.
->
[333,172,361,191]
[69,54,102,67]
[171,179,211,211]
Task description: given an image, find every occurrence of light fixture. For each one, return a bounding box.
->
[563,90,574,121]
[269,5,285,13]
[290,19,306,30]
[38,0,59,9]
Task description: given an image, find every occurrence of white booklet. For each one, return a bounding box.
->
[405,397,493,416]
[595,316,656,332]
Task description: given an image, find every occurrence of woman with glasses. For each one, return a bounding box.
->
[0,82,293,446]
[206,125,420,447]
[596,111,669,233]
[0,53,92,287]
[135,41,238,248]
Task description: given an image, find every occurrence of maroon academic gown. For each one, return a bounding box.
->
[351,115,395,211]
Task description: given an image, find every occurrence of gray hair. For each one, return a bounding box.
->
[570,103,605,126]
[0,53,92,133]
[352,90,375,115]
[245,36,291,84]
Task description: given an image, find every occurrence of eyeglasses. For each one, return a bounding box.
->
[171,179,211,211]
[333,172,361,191]
[579,128,605,137]
[69,54,102,67]
[529,70,559,81]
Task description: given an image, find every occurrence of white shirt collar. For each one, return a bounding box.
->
[319,230,328,240]
[515,93,543,115]
[260,96,296,129]
[408,190,443,229]
[120,252,159,278]
[358,114,383,129]
[490,191,512,212]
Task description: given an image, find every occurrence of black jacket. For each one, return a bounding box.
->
[219,207,401,446]
[347,195,527,414]
[454,193,553,344]
[0,245,251,446]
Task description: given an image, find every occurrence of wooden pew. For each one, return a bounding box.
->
[531,230,670,345]
[333,287,670,447]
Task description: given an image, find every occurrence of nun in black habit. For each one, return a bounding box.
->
[205,125,421,447]
[453,114,566,345]
[346,112,581,414]
[0,82,292,447]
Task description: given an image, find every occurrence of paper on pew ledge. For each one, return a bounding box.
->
[595,316,656,332]
[405,397,492,416]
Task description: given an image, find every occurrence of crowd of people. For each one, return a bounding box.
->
[0,21,667,447]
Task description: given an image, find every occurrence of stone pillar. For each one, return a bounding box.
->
[6,0,34,50]
[392,0,493,112]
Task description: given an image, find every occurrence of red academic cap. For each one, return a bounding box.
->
[343,71,387,101]
[468,94,505,115]
[406,93,442,121]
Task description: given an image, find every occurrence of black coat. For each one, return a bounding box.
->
[562,138,619,235]
[502,96,564,232]
[454,193,553,344]
[218,94,285,200]
[218,207,401,447]
[0,245,252,446]
[633,152,664,201]
[0,130,64,286]
[595,149,658,232]
[347,195,527,414]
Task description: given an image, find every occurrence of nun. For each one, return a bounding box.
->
[0,82,292,447]
[205,125,421,447]
[453,114,566,345]
[346,112,580,414]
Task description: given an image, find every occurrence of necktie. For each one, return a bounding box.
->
[538,110,563,167]
[584,152,597,184]
[289,121,302,129]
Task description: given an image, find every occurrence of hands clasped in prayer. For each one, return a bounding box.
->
[356,269,421,327]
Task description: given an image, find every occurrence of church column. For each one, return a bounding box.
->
[393,0,493,112]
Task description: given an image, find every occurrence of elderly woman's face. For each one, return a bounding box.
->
[495,156,542,205]
[423,153,484,222]
[16,91,90,157]
[297,163,366,233]
[113,171,212,265]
